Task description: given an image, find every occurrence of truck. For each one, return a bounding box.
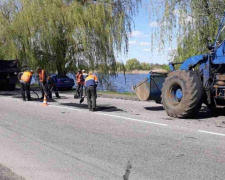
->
[133,13,225,118]
[0,59,20,91]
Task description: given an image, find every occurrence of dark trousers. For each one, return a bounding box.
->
[48,84,59,98]
[77,84,84,97]
[86,86,97,109]
[40,81,49,98]
[20,83,31,100]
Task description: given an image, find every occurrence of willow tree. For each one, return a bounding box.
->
[0,0,141,73]
[0,1,19,60]
[149,0,225,62]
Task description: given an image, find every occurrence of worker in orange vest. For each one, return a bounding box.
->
[18,70,33,101]
[36,67,49,99]
[84,72,98,111]
[75,70,84,98]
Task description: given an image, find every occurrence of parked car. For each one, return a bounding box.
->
[50,74,75,90]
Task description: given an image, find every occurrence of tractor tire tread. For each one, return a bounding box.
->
[162,70,203,118]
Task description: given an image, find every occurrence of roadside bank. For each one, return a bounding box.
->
[97,91,139,101]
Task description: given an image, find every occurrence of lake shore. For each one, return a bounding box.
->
[118,69,168,74]
[119,70,150,74]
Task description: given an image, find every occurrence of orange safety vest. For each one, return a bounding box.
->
[84,74,98,87]
[76,74,84,85]
[39,70,45,82]
[21,71,33,83]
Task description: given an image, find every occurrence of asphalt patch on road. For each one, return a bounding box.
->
[97,106,124,112]
[144,106,164,111]
[59,103,124,112]
[0,93,15,96]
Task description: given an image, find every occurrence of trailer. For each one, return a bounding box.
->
[0,59,20,91]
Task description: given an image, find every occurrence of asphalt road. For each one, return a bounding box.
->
[0,90,225,180]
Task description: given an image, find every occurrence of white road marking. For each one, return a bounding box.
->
[96,112,168,126]
[49,104,82,111]
[3,95,225,135]
[198,130,225,137]
[1,95,168,126]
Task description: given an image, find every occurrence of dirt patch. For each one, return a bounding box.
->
[0,164,25,180]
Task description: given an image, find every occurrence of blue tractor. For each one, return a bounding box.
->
[134,14,225,118]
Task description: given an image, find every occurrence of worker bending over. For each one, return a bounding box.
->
[18,70,33,101]
[36,67,49,99]
[46,75,60,98]
[84,72,98,111]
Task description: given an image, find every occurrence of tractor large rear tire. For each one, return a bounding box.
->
[162,70,203,118]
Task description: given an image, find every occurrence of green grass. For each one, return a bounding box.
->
[98,90,136,96]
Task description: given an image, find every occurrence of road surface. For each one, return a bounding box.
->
[0,90,225,180]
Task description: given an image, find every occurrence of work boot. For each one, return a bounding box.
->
[55,92,60,98]
[91,108,96,112]
[48,94,52,99]
[22,95,26,101]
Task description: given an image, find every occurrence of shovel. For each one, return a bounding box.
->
[80,96,85,104]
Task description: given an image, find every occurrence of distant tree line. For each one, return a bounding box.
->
[116,58,170,72]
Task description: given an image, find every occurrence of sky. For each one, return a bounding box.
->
[118,3,175,65]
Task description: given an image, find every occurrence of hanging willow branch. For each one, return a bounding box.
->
[149,0,225,62]
[0,0,141,73]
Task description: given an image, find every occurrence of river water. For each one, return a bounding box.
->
[67,73,149,93]
[32,73,149,93]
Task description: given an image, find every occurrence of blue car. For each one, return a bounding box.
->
[50,74,75,90]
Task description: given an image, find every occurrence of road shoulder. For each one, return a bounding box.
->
[0,164,25,180]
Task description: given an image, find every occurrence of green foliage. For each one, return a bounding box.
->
[0,0,141,73]
[160,64,170,71]
[140,62,150,70]
[149,0,225,62]
[125,58,169,71]
[116,61,126,71]
[125,58,142,71]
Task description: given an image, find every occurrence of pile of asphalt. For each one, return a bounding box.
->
[0,164,25,180]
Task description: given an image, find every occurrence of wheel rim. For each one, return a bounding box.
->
[169,83,183,105]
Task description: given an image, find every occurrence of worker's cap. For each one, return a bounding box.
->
[30,70,34,73]
[82,70,85,72]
